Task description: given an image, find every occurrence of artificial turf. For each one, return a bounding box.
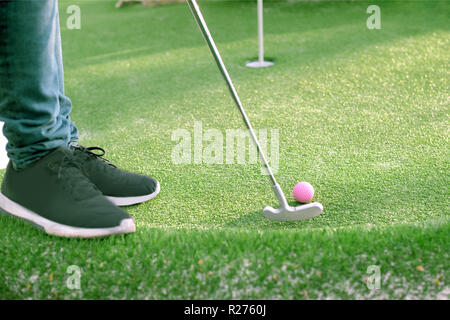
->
[0,0,448,299]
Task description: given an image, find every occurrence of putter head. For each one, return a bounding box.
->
[263,202,323,221]
[262,183,323,221]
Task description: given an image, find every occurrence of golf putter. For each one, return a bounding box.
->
[186,0,323,221]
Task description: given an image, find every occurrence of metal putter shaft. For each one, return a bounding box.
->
[186,0,323,221]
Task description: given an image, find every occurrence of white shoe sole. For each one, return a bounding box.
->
[106,179,160,206]
[0,192,135,238]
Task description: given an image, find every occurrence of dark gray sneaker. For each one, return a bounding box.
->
[70,144,160,206]
[0,147,135,238]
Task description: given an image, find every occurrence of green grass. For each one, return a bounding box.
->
[0,0,449,299]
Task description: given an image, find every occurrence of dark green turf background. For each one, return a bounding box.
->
[0,0,448,299]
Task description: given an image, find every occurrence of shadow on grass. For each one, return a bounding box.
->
[61,0,449,133]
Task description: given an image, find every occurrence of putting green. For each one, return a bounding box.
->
[0,0,448,299]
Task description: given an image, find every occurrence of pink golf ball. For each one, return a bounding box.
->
[293,182,314,203]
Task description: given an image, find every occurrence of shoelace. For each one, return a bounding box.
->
[48,154,99,199]
[47,154,81,179]
[71,145,117,168]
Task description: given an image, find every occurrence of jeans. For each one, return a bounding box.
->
[0,0,78,169]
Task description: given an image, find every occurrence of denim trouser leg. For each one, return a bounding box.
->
[0,0,78,169]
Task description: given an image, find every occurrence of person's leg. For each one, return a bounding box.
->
[0,0,72,169]
[0,0,158,210]
[0,0,135,237]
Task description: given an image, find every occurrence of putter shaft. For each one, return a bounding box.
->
[186,0,277,186]
[186,0,323,221]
